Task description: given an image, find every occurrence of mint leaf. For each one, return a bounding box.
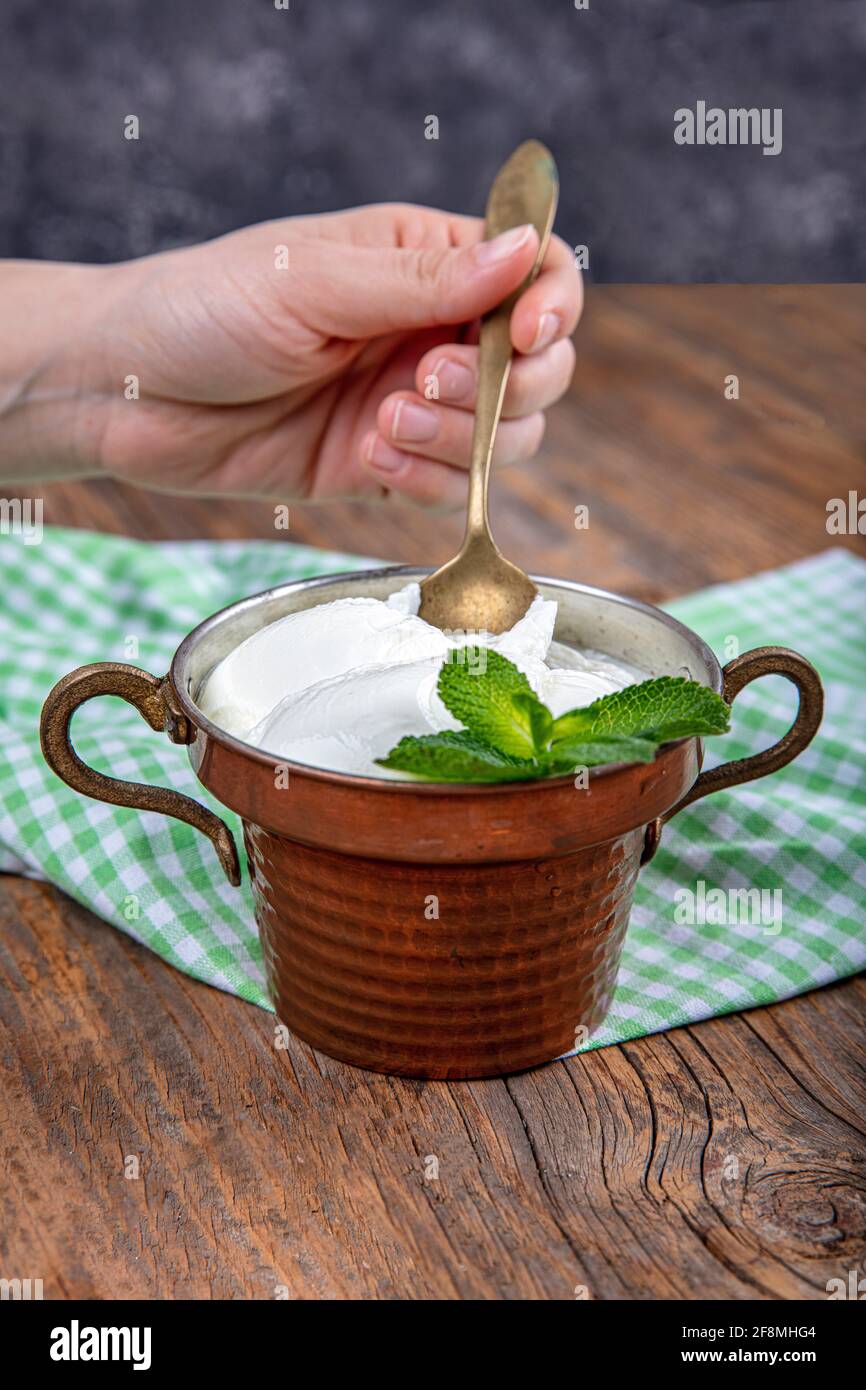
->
[437,648,539,758]
[551,676,730,746]
[375,730,535,783]
[512,691,553,752]
[544,735,658,772]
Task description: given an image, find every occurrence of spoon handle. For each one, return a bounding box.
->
[465,141,559,544]
[465,314,513,537]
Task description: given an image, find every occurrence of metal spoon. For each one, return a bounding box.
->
[418,140,559,634]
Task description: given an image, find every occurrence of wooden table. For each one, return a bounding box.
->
[2,286,864,1300]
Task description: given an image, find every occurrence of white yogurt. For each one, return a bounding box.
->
[199,582,641,777]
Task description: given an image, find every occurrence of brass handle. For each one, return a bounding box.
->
[641,646,823,864]
[40,662,241,885]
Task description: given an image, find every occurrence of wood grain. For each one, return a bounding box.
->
[1,285,864,1299]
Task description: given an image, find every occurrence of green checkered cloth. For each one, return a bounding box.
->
[0,529,863,1052]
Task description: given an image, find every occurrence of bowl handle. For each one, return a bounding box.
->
[641,646,823,865]
[40,662,241,885]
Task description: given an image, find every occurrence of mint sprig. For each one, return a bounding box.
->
[375,649,730,784]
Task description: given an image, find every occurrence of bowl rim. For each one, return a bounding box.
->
[170,564,722,795]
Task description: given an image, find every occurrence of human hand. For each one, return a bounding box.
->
[2,204,582,509]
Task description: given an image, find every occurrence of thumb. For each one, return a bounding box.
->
[296,223,540,340]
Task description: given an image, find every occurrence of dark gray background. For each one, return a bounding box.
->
[1,0,863,282]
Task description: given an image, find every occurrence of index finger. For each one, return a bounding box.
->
[312,206,583,354]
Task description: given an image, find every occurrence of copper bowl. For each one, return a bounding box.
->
[40,567,822,1079]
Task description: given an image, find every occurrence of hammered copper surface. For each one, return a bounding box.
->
[190,729,701,861]
[246,823,643,1079]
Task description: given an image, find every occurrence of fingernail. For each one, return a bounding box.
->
[431,357,474,403]
[392,399,438,443]
[365,433,407,473]
[474,223,534,266]
[529,311,561,352]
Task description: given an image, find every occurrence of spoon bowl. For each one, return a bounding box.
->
[415,533,538,635]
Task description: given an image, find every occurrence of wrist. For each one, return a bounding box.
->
[0,260,122,481]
